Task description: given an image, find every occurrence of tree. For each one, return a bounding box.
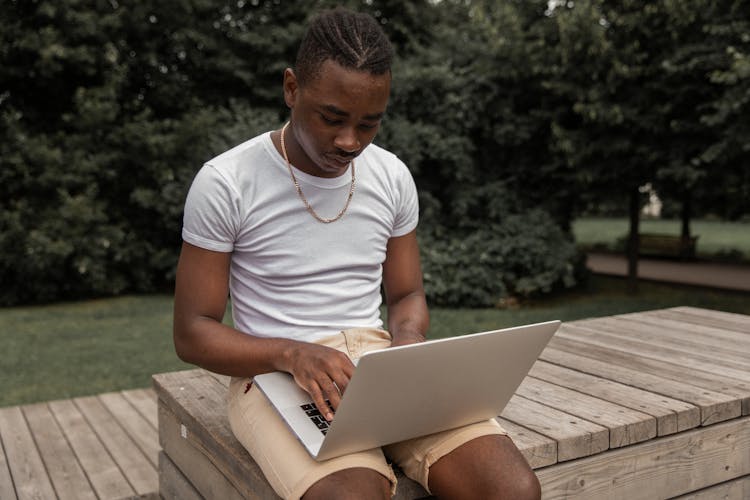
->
[377,0,580,306]
[549,1,728,290]
[697,0,750,220]
[0,0,306,304]
[650,0,750,241]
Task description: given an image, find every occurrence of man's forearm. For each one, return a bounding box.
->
[174,317,299,377]
[387,291,429,346]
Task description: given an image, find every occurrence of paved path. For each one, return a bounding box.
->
[586,252,750,292]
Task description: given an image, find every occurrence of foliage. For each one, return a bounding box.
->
[420,209,580,307]
[378,0,584,305]
[0,0,293,304]
[698,0,750,219]
[545,0,750,289]
[2,0,748,307]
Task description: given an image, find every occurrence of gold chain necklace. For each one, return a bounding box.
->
[280,122,355,223]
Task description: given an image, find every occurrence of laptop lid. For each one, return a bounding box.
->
[254,320,559,461]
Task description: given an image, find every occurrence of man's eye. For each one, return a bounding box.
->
[321,115,342,125]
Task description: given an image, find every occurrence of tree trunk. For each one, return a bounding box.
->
[681,192,692,239]
[627,186,640,293]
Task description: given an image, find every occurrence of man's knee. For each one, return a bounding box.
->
[428,434,540,499]
[449,459,541,500]
[302,467,391,500]
[496,466,541,500]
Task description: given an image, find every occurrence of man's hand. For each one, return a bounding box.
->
[284,342,355,421]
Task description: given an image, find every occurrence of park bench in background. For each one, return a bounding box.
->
[155,307,750,499]
[638,233,698,259]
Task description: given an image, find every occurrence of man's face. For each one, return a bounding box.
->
[284,59,391,178]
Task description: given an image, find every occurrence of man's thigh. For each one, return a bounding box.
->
[384,418,508,492]
[227,376,396,500]
[427,433,541,499]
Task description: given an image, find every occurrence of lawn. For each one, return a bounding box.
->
[2,275,749,408]
[572,217,750,261]
[0,295,192,407]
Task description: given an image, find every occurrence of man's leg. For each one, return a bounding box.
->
[385,419,539,500]
[427,434,541,500]
[227,375,396,500]
[303,467,391,500]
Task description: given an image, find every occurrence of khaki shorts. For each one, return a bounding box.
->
[227,328,507,500]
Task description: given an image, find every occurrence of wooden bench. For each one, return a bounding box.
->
[155,307,750,499]
[639,233,698,259]
[154,369,431,499]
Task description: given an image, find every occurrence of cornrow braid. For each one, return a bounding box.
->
[295,7,393,87]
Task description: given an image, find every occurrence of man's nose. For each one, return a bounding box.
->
[334,127,360,153]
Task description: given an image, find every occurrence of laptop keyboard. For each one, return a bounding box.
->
[301,401,333,435]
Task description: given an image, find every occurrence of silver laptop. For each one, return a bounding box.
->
[254,320,559,461]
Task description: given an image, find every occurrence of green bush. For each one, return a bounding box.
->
[420,210,581,308]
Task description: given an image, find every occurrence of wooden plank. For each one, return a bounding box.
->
[610,309,750,341]
[667,306,750,334]
[98,391,160,468]
[673,474,750,499]
[0,406,57,500]
[540,346,740,426]
[155,369,263,499]
[74,394,158,496]
[556,324,750,381]
[159,403,257,500]
[516,377,656,448]
[203,370,231,388]
[49,398,135,500]
[547,333,750,417]
[528,361,700,436]
[574,316,750,365]
[536,415,750,499]
[122,388,159,430]
[495,417,557,469]
[22,402,97,500]
[0,414,18,500]
[500,395,610,462]
[602,313,750,350]
[159,451,204,500]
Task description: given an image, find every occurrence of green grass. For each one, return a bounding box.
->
[0,296,192,407]
[427,275,750,339]
[2,275,749,407]
[572,217,750,261]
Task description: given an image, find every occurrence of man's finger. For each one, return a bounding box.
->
[322,379,343,415]
[310,382,335,422]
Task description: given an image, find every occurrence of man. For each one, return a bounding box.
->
[173,7,540,500]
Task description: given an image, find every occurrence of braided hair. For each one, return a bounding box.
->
[295,8,394,87]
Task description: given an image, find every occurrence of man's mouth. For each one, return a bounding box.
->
[328,153,356,167]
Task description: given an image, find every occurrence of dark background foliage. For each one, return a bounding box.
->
[1,0,748,306]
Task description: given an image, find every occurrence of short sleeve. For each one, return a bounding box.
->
[392,165,419,237]
[181,164,240,252]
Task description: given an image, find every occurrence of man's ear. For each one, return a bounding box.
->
[283,68,298,109]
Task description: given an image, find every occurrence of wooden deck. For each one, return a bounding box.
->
[2,306,750,499]
[0,388,160,500]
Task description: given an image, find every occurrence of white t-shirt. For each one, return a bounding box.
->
[182,132,419,342]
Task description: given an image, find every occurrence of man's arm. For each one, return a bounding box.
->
[382,230,430,347]
[173,242,353,420]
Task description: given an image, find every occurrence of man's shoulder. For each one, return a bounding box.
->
[205,132,272,172]
[361,142,409,175]
[363,141,398,162]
